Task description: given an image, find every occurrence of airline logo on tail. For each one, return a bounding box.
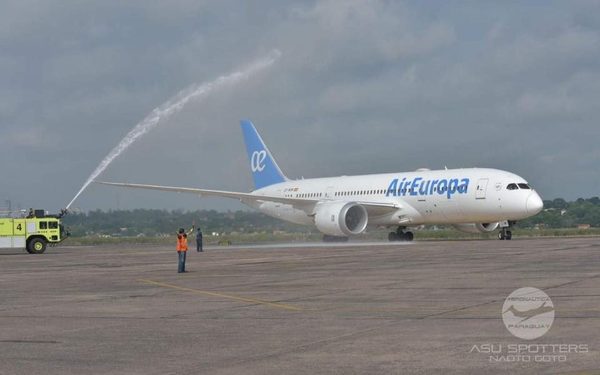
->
[241,120,288,190]
[251,150,267,172]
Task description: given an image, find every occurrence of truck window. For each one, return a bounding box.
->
[49,221,58,229]
[39,221,48,230]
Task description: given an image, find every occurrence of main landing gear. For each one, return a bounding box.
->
[388,227,414,242]
[498,221,515,240]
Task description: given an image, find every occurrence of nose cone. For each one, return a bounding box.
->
[526,192,543,215]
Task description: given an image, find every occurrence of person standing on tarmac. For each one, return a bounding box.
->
[176,226,194,273]
[196,226,203,252]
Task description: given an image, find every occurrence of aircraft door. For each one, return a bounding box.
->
[475,178,489,199]
[325,186,335,200]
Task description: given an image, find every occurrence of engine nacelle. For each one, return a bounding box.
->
[314,202,368,237]
[453,222,500,234]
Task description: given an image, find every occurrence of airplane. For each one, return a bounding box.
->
[503,302,554,323]
[99,120,544,242]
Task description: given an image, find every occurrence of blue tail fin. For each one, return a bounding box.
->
[241,120,287,189]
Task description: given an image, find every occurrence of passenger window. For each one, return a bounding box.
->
[518,183,531,189]
[39,221,48,230]
[507,183,519,190]
[49,221,58,229]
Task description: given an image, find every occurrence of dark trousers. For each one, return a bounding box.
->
[196,238,203,252]
[178,251,187,273]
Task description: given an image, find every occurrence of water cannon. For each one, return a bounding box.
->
[26,208,69,219]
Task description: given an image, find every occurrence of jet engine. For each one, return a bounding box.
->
[453,222,500,234]
[314,202,368,237]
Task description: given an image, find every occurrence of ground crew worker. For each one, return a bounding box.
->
[196,227,203,252]
[176,226,194,273]
[27,208,34,218]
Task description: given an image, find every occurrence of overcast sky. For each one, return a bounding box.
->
[1,0,599,213]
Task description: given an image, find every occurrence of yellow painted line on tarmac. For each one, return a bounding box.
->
[138,279,303,312]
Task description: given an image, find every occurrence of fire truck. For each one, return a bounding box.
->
[0,209,69,254]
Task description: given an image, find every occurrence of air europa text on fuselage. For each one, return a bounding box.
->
[386,177,470,199]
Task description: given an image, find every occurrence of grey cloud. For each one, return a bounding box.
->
[1,1,599,213]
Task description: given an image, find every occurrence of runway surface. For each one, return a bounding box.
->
[1,237,599,374]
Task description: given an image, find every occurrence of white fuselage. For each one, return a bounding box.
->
[99,121,544,238]
[244,168,543,228]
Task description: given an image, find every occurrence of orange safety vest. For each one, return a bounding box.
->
[176,234,188,251]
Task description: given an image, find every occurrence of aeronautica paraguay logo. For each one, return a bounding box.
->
[386,177,470,199]
[502,287,555,340]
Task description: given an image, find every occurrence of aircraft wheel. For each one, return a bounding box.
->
[388,232,398,242]
[505,231,512,240]
[405,231,414,241]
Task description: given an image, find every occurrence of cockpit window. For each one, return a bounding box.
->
[507,183,519,190]
[518,183,531,189]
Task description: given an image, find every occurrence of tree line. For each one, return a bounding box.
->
[61,197,599,237]
[517,197,600,228]
[62,209,313,237]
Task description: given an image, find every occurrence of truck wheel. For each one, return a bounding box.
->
[28,238,47,254]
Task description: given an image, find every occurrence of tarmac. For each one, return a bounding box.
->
[0,237,599,374]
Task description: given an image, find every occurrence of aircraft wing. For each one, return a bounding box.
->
[97,181,401,215]
[96,181,319,206]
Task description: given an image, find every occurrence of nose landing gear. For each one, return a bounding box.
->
[498,221,515,240]
[388,227,414,242]
[498,228,512,240]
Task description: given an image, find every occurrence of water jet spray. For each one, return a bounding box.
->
[65,49,281,211]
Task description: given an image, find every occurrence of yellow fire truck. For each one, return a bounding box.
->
[0,210,69,254]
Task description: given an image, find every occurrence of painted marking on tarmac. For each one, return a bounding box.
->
[138,279,303,312]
